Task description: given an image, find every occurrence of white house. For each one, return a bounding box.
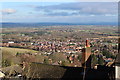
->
[8,41,14,44]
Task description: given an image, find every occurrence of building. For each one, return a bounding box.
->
[8,41,14,44]
[81,39,92,68]
[115,38,120,80]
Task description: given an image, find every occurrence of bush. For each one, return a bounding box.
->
[91,54,98,66]
[102,49,115,59]
[2,59,11,67]
[98,56,104,65]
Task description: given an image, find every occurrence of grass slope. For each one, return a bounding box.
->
[1,47,38,56]
[0,47,38,67]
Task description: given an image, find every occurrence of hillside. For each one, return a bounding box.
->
[1,47,38,67]
[1,47,38,56]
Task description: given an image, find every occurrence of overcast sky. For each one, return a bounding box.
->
[1,2,118,23]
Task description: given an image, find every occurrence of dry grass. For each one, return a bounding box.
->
[1,47,38,56]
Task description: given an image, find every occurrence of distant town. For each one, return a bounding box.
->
[0,24,119,79]
[0,1,119,79]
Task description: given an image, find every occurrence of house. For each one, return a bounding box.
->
[21,62,115,80]
[81,39,91,68]
[8,41,14,44]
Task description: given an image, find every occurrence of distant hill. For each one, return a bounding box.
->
[1,22,117,28]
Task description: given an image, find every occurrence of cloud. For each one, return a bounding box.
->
[45,12,78,16]
[45,12,69,16]
[33,2,117,16]
[1,8,16,14]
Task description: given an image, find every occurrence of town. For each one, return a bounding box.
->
[0,25,118,67]
[0,1,119,79]
[0,24,119,79]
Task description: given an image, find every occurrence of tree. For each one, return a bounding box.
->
[78,54,82,61]
[43,59,49,64]
[102,49,115,59]
[91,54,98,66]
[98,56,104,65]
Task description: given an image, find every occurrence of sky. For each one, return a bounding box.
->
[0,0,119,2]
[0,2,118,23]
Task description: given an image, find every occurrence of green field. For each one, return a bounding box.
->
[0,47,39,67]
[1,47,38,56]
